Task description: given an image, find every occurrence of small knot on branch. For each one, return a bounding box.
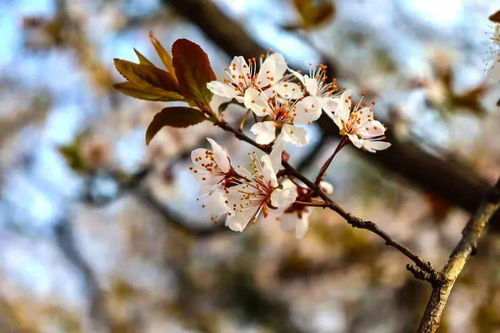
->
[406,264,447,286]
[406,264,432,282]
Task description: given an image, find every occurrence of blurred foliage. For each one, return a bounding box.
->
[284,0,335,31]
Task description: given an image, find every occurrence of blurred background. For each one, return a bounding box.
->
[0,0,499,332]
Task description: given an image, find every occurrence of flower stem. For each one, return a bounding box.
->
[294,200,329,207]
[314,136,349,185]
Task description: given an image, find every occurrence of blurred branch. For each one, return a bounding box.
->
[417,178,500,333]
[84,165,227,238]
[135,188,228,237]
[296,131,328,172]
[0,95,50,146]
[54,219,112,331]
[164,0,499,229]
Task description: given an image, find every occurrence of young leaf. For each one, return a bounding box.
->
[149,32,177,80]
[292,0,335,30]
[146,107,207,144]
[134,48,155,66]
[114,58,178,92]
[114,82,183,101]
[490,10,500,23]
[171,38,216,106]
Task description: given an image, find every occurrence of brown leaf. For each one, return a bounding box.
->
[113,82,182,101]
[171,38,216,107]
[114,58,178,90]
[450,84,488,115]
[149,32,177,81]
[114,59,184,101]
[145,107,207,144]
[134,48,155,66]
[489,10,500,23]
[292,0,335,30]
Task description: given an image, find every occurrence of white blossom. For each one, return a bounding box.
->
[244,87,321,146]
[279,180,333,239]
[207,53,302,105]
[290,64,339,113]
[327,90,391,153]
[190,138,243,221]
[225,150,297,232]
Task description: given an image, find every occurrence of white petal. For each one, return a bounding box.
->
[274,82,303,99]
[256,53,287,88]
[191,148,210,169]
[335,89,352,123]
[229,56,250,83]
[225,184,259,232]
[269,136,285,172]
[281,124,308,147]
[331,111,345,131]
[363,140,391,152]
[358,120,386,139]
[289,68,305,83]
[281,213,299,233]
[280,209,311,239]
[304,76,318,96]
[191,148,225,186]
[260,154,278,187]
[270,185,297,208]
[293,96,322,124]
[200,189,229,220]
[244,88,272,117]
[347,134,363,148]
[319,181,334,194]
[250,121,276,145]
[281,178,297,191]
[209,95,230,115]
[295,212,311,239]
[321,96,338,113]
[294,210,311,239]
[207,138,230,173]
[207,81,238,99]
[225,209,254,232]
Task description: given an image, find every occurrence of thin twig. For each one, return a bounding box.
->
[164,0,499,231]
[417,178,500,333]
[216,120,439,281]
[314,136,349,185]
[54,219,113,331]
[135,188,228,237]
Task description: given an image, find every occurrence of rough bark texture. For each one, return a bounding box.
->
[164,0,499,229]
[418,179,500,332]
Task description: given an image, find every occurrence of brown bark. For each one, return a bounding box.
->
[417,179,500,332]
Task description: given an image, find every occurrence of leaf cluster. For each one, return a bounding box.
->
[114,33,217,144]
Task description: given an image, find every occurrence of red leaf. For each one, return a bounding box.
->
[171,39,216,107]
[145,107,207,144]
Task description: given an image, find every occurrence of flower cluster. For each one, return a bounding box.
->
[113,36,391,239]
[114,34,390,238]
[188,52,390,238]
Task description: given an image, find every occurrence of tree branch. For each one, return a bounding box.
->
[163,0,499,229]
[417,178,500,332]
[217,120,439,282]
[54,219,112,331]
